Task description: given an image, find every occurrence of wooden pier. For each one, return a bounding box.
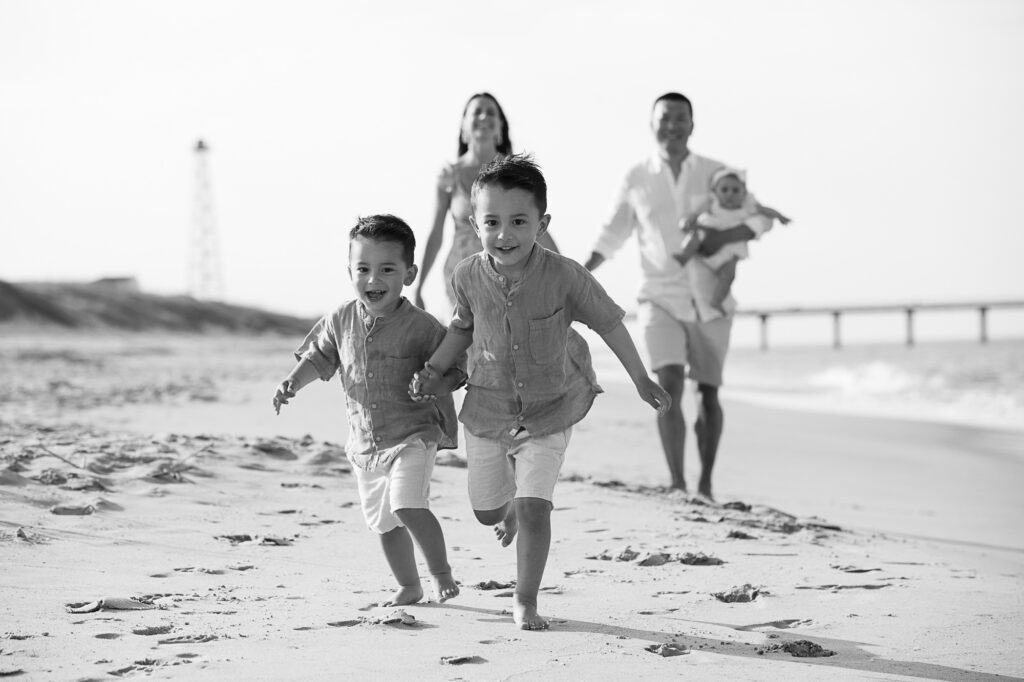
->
[735,300,1024,350]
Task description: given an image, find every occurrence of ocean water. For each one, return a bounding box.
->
[575,322,1024,434]
[723,339,1024,434]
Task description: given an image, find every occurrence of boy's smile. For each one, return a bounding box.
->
[471,185,550,279]
[348,236,417,316]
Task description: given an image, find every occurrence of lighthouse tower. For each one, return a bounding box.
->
[188,139,224,300]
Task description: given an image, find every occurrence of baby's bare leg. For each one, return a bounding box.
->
[394,508,459,602]
[512,497,552,631]
[673,231,703,267]
[710,258,738,314]
[378,526,424,606]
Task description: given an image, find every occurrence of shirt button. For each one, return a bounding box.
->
[367,336,373,342]
[517,382,524,388]
[512,344,519,350]
[506,301,513,307]
[375,436,382,442]
[517,415,525,421]
[367,371,374,378]
[499,276,505,282]
[370,403,377,409]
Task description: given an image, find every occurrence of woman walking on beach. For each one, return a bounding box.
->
[413,92,559,311]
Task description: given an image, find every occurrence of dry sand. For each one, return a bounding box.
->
[1,332,1022,681]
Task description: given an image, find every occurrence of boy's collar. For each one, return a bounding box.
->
[481,243,545,286]
[356,296,409,327]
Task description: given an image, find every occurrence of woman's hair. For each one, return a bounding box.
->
[457,92,513,157]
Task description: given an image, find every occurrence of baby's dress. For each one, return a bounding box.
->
[694,194,760,270]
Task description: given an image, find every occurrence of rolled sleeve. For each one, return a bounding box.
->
[570,264,626,335]
[448,266,475,337]
[294,318,340,381]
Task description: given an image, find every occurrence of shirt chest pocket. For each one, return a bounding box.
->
[528,309,568,366]
[383,354,422,400]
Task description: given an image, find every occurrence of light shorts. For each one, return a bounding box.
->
[353,439,436,534]
[464,427,573,510]
[638,301,732,386]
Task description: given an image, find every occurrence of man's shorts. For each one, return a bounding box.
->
[353,439,435,534]
[464,427,573,510]
[638,301,732,386]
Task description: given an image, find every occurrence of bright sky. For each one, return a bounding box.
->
[3,0,1023,336]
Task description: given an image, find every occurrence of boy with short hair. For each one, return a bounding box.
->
[411,155,670,630]
[673,167,790,316]
[273,214,466,606]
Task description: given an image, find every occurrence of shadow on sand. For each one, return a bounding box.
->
[442,603,1018,681]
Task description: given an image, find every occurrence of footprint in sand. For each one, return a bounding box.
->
[759,639,836,658]
[679,552,725,566]
[737,618,813,631]
[727,530,756,540]
[440,654,486,665]
[133,625,173,636]
[67,597,156,613]
[158,634,217,645]
[645,642,689,657]
[713,584,761,603]
[796,584,889,591]
[831,564,881,573]
[473,580,515,590]
[326,620,362,628]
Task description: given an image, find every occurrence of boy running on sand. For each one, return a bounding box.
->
[410,155,670,630]
[273,214,467,606]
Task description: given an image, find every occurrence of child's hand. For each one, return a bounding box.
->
[757,205,791,225]
[272,379,297,415]
[678,213,701,233]
[409,363,444,402]
[636,377,672,416]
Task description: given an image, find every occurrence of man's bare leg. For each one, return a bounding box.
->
[378,526,424,606]
[394,508,459,602]
[512,497,552,630]
[695,383,724,500]
[655,365,687,491]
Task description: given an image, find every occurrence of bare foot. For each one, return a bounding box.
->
[513,593,549,631]
[494,505,518,548]
[694,489,717,506]
[698,474,714,502]
[382,583,423,606]
[431,571,460,602]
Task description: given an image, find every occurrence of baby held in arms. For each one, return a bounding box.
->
[673,168,790,316]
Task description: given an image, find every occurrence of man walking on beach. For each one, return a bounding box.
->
[584,92,770,501]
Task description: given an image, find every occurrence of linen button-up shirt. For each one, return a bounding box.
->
[591,153,771,321]
[449,246,625,441]
[296,298,462,470]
